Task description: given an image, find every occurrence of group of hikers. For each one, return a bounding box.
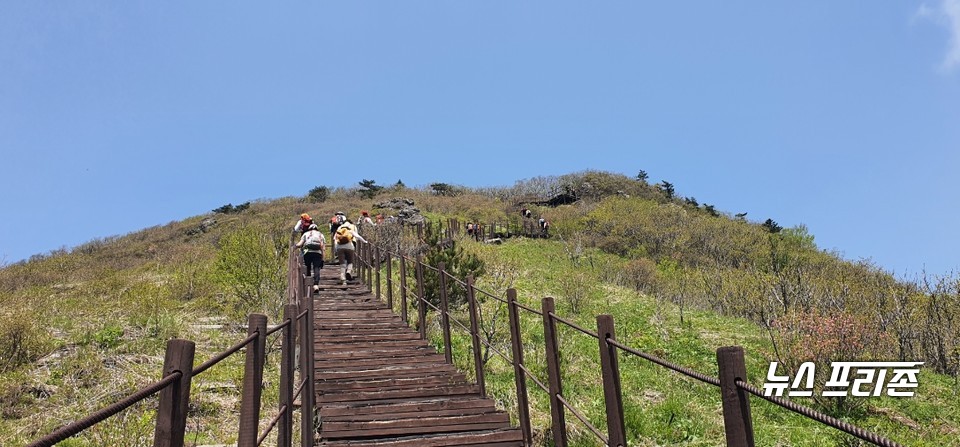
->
[294,207,549,286]
[463,208,550,240]
[293,211,378,288]
[521,208,551,237]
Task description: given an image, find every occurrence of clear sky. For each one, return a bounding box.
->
[1,2,958,278]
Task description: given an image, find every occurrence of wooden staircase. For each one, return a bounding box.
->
[312,264,523,446]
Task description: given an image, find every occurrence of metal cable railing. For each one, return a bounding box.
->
[513,300,543,316]
[557,394,609,445]
[358,221,911,447]
[474,287,509,305]
[736,380,903,447]
[26,372,183,447]
[606,338,721,387]
[519,363,551,394]
[549,312,600,339]
[29,231,315,447]
[257,404,288,446]
[193,332,259,376]
[265,318,292,336]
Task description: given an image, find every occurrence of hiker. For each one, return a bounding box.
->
[521,208,531,219]
[357,210,375,234]
[333,219,367,282]
[328,212,347,262]
[376,214,384,225]
[293,213,313,234]
[295,224,326,287]
[542,219,550,237]
[359,210,374,226]
[329,211,346,237]
[466,222,475,237]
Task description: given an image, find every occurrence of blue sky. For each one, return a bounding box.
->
[1,1,958,278]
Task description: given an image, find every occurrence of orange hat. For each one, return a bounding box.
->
[301,213,311,219]
[361,210,369,216]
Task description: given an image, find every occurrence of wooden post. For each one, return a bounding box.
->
[278,305,297,447]
[507,289,532,445]
[466,275,486,396]
[717,346,755,447]
[237,314,267,447]
[304,274,314,300]
[399,255,408,323]
[597,315,627,447]
[366,243,373,286]
[386,251,393,310]
[438,262,453,364]
[153,339,195,447]
[541,297,567,447]
[416,255,427,340]
[375,246,381,300]
[355,241,362,283]
[357,241,364,284]
[353,242,367,284]
[300,297,315,447]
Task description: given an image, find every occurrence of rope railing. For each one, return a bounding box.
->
[549,311,600,339]
[513,300,543,316]
[421,297,443,313]
[294,378,307,401]
[448,313,473,334]
[445,271,470,289]
[265,318,292,336]
[606,338,721,387]
[476,334,513,365]
[557,393,609,446]
[519,363,550,394]
[28,230,315,447]
[193,332,260,376]
[26,372,183,447]
[357,219,911,447]
[474,287,510,305]
[736,380,903,447]
[257,404,288,447]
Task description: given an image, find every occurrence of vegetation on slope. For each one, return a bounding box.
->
[0,171,958,446]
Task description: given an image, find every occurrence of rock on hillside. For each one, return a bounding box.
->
[374,197,425,225]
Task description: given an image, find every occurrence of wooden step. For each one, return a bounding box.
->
[311,272,519,445]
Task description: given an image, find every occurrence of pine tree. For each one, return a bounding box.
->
[416,222,485,308]
[358,179,384,199]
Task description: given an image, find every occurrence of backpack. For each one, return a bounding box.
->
[304,231,324,250]
[335,226,354,245]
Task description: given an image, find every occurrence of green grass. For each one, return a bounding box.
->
[403,236,960,446]
[3,186,958,447]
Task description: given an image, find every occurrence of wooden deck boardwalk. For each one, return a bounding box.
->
[312,264,523,446]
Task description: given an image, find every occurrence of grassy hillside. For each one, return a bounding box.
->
[433,238,960,446]
[1,172,958,446]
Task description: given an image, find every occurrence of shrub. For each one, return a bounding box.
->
[624,258,658,292]
[418,222,485,309]
[0,307,53,373]
[770,309,893,414]
[212,202,250,214]
[213,224,286,319]
[307,186,329,202]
